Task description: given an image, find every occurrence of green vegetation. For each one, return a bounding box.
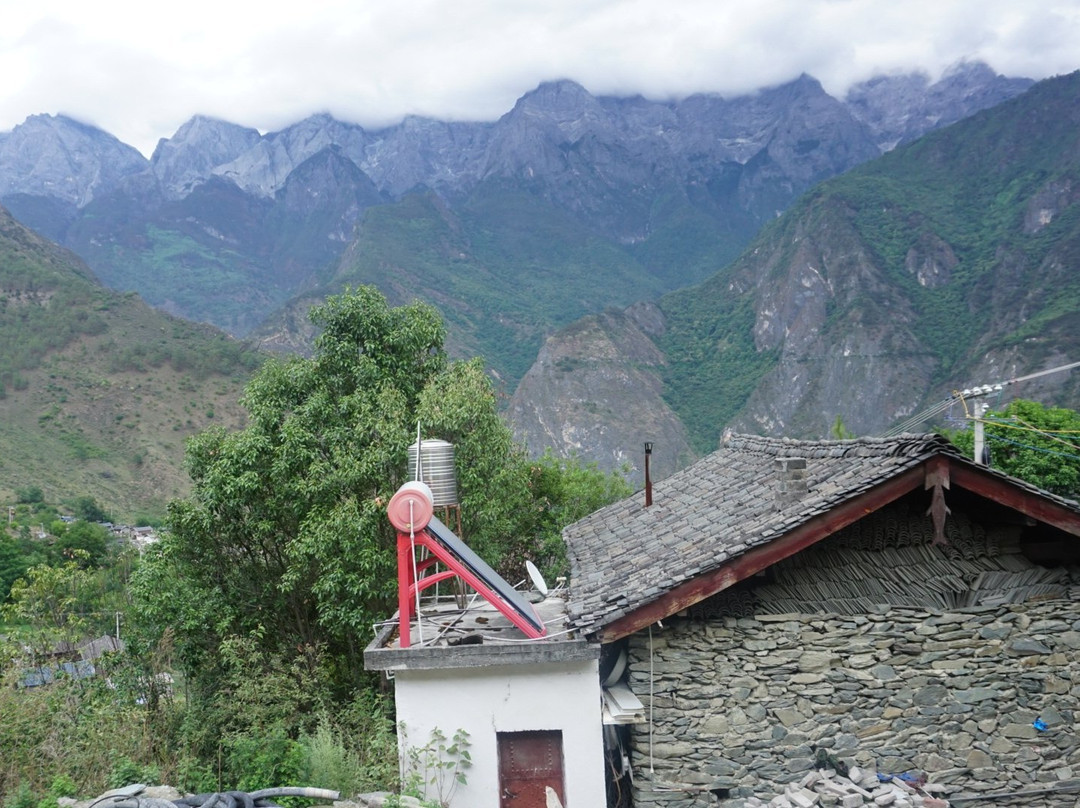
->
[657,263,780,453]
[0,288,629,801]
[0,207,260,517]
[322,187,664,384]
[398,726,472,807]
[659,71,1080,450]
[951,399,1080,498]
[91,225,280,335]
[318,181,750,389]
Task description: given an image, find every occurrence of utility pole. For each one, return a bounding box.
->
[973,402,989,465]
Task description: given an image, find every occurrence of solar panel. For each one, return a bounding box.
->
[424,514,545,635]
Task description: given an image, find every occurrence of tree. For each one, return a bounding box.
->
[72,496,109,523]
[951,399,1080,498]
[0,535,27,601]
[120,286,634,788]
[15,485,44,504]
[132,286,629,697]
[3,556,93,662]
[830,415,855,440]
[53,520,110,567]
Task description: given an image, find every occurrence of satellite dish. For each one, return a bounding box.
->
[525,560,549,596]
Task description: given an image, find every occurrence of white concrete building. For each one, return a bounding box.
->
[365,598,607,808]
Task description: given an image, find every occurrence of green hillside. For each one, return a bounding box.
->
[312,183,673,383]
[0,206,260,519]
[659,71,1080,451]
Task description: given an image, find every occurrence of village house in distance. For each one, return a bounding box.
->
[366,433,1080,807]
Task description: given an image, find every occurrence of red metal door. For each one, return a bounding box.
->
[498,730,566,808]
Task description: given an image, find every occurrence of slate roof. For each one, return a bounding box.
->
[562,432,1080,635]
[19,661,96,688]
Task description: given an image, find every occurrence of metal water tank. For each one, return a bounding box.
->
[408,439,459,506]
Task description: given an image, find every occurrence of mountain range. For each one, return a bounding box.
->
[510,69,1080,476]
[0,61,1031,388]
[4,60,1076,490]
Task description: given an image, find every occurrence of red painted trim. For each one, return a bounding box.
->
[948,462,1080,536]
[413,569,459,591]
[597,457,1080,642]
[398,531,416,648]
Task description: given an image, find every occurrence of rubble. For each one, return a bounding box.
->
[733,768,949,808]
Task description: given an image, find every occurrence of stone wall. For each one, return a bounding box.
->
[624,600,1080,806]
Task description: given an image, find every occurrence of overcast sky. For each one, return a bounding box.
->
[2,0,1079,157]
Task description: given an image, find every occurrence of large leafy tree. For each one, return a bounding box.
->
[952,399,1080,498]
[131,286,626,702]
[134,288,444,686]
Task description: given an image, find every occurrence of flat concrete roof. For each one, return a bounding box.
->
[364,595,599,671]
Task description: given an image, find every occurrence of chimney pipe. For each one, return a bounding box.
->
[644,442,653,507]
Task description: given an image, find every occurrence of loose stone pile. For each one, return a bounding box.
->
[740,766,950,807]
[625,600,1080,807]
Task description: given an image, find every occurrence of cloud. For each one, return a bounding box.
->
[1,0,1077,156]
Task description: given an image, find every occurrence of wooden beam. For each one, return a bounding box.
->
[924,455,950,490]
[924,455,951,546]
[949,462,1080,537]
[598,464,926,642]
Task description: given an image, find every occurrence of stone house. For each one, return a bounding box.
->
[562,433,1080,806]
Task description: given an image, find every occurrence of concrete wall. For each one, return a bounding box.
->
[625,600,1080,807]
[394,659,606,807]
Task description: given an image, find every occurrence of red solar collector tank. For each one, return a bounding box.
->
[388,480,434,533]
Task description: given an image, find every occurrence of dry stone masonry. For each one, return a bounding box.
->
[625,600,1080,807]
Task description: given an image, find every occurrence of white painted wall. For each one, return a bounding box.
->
[394,659,605,808]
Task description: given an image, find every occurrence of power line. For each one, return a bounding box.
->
[986,432,1080,463]
[883,359,1078,437]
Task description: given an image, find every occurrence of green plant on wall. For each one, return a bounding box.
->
[398,725,472,808]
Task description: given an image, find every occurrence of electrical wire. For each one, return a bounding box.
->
[984,418,1080,435]
[971,415,1080,456]
[982,416,1080,452]
[883,359,1079,436]
[985,432,1080,462]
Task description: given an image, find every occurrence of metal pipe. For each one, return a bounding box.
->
[644,442,653,507]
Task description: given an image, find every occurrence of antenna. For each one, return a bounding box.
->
[416,422,423,483]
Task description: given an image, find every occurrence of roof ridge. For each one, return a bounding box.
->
[720,431,955,458]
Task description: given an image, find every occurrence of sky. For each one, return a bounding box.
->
[1,0,1079,158]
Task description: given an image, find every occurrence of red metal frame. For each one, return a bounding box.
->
[396,529,547,648]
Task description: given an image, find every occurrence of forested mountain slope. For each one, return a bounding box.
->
[0,206,257,518]
[510,70,1080,468]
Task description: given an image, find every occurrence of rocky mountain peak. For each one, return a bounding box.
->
[845,60,1033,150]
[0,113,147,207]
[151,115,263,199]
[210,114,371,198]
[510,79,599,117]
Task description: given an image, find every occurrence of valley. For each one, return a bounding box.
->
[2,62,1077,492]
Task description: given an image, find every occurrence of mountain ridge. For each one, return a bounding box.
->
[506,69,1080,473]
